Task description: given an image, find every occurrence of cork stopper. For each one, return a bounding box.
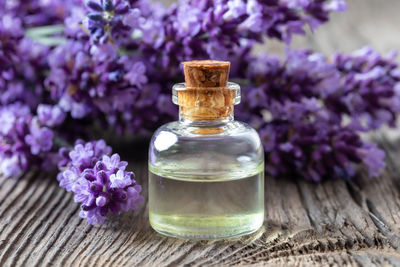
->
[182,60,230,88]
[175,60,239,122]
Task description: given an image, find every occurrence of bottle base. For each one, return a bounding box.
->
[149,212,264,240]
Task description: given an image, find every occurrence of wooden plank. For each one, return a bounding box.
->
[0,135,399,266]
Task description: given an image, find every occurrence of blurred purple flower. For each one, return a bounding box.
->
[358,142,386,178]
[0,155,24,178]
[0,0,76,27]
[25,123,54,155]
[124,61,148,88]
[0,103,57,178]
[37,104,66,127]
[242,48,394,181]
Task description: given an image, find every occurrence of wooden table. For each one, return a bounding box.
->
[2,0,400,266]
[0,134,400,266]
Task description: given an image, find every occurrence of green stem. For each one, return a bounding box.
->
[25,24,66,45]
[25,24,65,37]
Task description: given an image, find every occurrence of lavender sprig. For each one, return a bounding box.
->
[0,0,75,27]
[0,14,50,109]
[256,104,385,182]
[328,47,400,130]
[57,140,143,225]
[240,48,398,181]
[0,103,64,177]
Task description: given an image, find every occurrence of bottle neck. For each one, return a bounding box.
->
[179,109,234,134]
[179,109,234,125]
[178,105,234,125]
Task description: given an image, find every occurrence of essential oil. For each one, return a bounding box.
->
[148,60,264,239]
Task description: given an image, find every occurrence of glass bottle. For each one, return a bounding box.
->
[148,60,264,239]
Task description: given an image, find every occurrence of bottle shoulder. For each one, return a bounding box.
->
[152,120,260,139]
[149,120,264,179]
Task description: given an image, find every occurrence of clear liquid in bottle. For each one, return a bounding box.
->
[149,165,264,239]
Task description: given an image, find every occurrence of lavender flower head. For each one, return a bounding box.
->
[0,103,31,177]
[0,102,58,178]
[25,121,54,155]
[329,46,400,130]
[241,49,391,181]
[0,14,50,109]
[83,0,134,45]
[58,139,143,225]
[0,0,78,27]
[37,104,66,127]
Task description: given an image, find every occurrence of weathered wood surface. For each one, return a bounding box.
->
[0,135,400,266]
[2,0,400,266]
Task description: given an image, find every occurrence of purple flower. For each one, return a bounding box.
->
[0,108,17,135]
[25,123,54,155]
[92,139,112,158]
[1,0,74,27]
[72,177,93,205]
[37,104,66,127]
[83,0,134,45]
[110,169,132,188]
[120,185,143,211]
[122,9,141,28]
[57,140,143,225]
[206,39,229,60]
[96,196,107,207]
[59,95,91,119]
[358,143,385,178]
[247,88,267,109]
[102,154,128,172]
[0,155,23,178]
[259,125,276,152]
[79,208,106,225]
[174,4,202,38]
[329,46,400,129]
[138,15,165,48]
[124,61,148,88]
[69,143,95,170]
[0,14,48,109]
[0,103,58,178]
[324,0,347,12]
[59,167,81,192]
[239,13,263,33]
[223,0,247,21]
[58,147,72,168]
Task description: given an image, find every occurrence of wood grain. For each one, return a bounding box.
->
[0,134,400,266]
